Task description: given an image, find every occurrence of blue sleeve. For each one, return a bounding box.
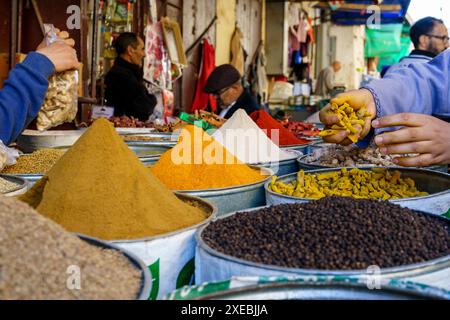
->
[0,52,55,144]
[363,49,450,125]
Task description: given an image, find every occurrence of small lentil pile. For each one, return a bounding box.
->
[202,197,450,270]
[19,119,208,240]
[1,149,65,174]
[319,102,372,143]
[0,195,141,300]
[303,145,396,167]
[151,125,267,190]
[0,177,19,194]
[269,168,428,200]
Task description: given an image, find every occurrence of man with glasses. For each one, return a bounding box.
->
[203,64,260,119]
[385,17,448,76]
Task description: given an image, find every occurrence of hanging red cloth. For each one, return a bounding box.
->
[191,39,217,112]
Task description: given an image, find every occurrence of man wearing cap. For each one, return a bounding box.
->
[203,64,260,119]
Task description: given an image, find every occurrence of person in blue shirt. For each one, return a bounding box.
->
[319,49,450,167]
[0,31,79,145]
[385,17,448,76]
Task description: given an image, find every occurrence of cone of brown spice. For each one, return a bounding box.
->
[19,119,208,240]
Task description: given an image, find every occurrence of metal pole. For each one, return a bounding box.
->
[17,0,22,54]
[10,0,18,69]
[90,0,99,99]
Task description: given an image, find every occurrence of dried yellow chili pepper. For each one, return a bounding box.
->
[269,169,428,200]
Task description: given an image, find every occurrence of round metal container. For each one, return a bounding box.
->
[167,278,450,300]
[126,140,176,148]
[112,193,217,243]
[77,234,151,300]
[281,142,314,154]
[252,151,301,177]
[266,167,450,215]
[123,132,178,148]
[112,194,217,300]
[0,174,28,196]
[176,167,274,216]
[305,144,449,173]
[128,144,172,166]
[4,174,43,189]
[195,208,450,291]
[115,128,156,135]
[298,154,449,174]
[17,129,85,153]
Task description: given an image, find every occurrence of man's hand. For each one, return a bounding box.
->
[36,29,79,73]
[37,42,79,72]
[36,30,75,50]
[319,89,376,145]
[373,113,450,166]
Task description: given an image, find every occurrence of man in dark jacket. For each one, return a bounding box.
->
[105,32,156,121]
[203,64,260,119]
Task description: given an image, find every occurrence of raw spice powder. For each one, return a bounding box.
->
[19,119,208,240]
[151,125,267,190]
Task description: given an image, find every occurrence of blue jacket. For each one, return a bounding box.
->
[364,49,450,134]
[384,50,435,76]
[0,52,54,144]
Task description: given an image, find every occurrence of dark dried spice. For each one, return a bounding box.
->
[202,197,450,270]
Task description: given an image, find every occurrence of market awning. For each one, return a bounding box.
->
[315,0,411,25]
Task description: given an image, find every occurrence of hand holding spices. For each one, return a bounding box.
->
[37,24,78,131]
[319,102,371,143]
[269,168,428,200]
[319,89,376,145]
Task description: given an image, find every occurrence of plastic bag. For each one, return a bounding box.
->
[0,140,19,171]
[37,24,78,131]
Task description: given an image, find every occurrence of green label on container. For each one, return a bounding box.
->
[176,258,195,289]
[444,209,450,219]
[148,259,160,300]
[168,280,231,300]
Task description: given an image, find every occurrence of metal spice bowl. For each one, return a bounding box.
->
[77,234,151,300]
[123,133,178,148]
[175,167,274,216]
[280,141,315,154]
[265,167,450,215]
[167,277,450,300]
[110,194,217,300]
[251,151,302,177]
[127,144,173,166]
[195,209,450,291]
[304,143,449,173]
[3,174,43,189]
[17,130,85,153]
[0,174,28,196]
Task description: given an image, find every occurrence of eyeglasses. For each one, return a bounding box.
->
[213,86,232,97]
[426,34,450,43]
